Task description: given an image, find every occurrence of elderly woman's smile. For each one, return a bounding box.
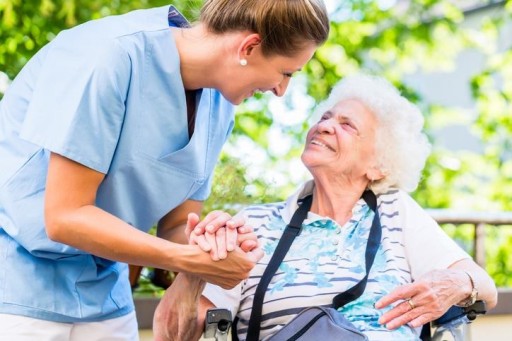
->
[310,138,335,151]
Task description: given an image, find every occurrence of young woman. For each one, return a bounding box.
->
[0,1,330,339]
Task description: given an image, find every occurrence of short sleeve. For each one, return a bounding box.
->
[401,192,471,280]
[189,172,214,201]
[19,32,131,174]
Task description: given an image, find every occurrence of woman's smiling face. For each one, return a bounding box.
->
[222,42,318,105]
[301,99,379,181]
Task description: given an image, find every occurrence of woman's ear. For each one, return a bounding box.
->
[237,33,261,60]
[367,167,384,182]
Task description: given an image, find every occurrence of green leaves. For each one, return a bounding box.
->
[0,0,193,78]
[2,0,511,286]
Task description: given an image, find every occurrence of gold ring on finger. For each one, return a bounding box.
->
[406,298,415,310]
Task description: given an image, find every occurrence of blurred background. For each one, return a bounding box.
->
[1,0,511,338]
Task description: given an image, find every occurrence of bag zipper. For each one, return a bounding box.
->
[288,311,326,341]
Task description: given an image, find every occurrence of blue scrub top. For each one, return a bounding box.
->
[0,5,234,322]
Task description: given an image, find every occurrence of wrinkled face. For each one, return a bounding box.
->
[225,43,317,105]
[301,99,378,181]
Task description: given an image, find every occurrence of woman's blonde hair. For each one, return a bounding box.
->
[312,74,432,194]
[200,0,329,57]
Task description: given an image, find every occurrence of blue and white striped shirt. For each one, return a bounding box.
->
[203,181,469,340]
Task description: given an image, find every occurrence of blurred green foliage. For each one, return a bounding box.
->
[0,0,203,79]
[1,0,511,287]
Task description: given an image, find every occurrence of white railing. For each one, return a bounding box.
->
[427,209,512,268]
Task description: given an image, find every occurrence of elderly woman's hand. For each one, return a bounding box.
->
[185,211,259,260]
[375,269,473,329]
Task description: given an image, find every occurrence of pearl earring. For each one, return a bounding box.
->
[240,59,248,66]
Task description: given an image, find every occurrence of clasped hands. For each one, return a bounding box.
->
[152,211,260,341]
[185,210,260,261]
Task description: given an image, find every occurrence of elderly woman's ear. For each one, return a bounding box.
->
[366,167,385,183]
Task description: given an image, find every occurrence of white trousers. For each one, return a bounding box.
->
[0,311,139,341]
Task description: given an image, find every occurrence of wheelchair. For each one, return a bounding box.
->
[420,300,487,341]
[200,301,487,341]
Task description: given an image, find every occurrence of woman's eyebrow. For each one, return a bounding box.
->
[338,113,361,129]
[335,113,352,122]
[323,110,333,117]
[337,111,358,122]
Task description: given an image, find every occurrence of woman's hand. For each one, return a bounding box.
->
[180,210,263,288]
[375,269,473,329]
[153,273,207,341]
[185,210,238,256]
[179,244,263,289]
[185,211,259,260]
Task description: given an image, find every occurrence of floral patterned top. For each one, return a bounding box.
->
[203,181,469,340]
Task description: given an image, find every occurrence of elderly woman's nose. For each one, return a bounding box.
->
[317,118,335,132]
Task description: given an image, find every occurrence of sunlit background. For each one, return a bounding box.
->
[1,0,511,290]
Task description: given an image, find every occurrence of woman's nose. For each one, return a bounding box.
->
[273,77,291,97]
[317,118,335,133]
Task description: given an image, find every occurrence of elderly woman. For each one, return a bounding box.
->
[158,74,497,340]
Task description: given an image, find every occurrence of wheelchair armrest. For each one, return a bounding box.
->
[420,301,487,341]
[201,308,232,341]
[432,300,487,326]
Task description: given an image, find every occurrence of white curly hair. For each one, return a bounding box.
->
[310,74,432,193]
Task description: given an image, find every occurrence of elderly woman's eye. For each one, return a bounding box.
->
[341,122,357,132]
